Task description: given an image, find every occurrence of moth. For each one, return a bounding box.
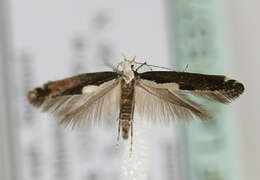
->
[27,57,244,150]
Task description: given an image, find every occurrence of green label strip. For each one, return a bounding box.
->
[167,0,241,180]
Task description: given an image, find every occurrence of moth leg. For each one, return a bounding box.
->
[116,118,121,150]
[130,119,134,153]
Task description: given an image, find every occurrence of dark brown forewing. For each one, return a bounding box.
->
[139,71,244,103]
[27,71,118,107]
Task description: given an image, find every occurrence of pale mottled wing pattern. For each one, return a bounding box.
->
[27,72,120,128]
[136,71,244,122]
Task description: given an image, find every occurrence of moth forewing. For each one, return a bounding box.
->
[27,72,120,129]
[139,71,244,103]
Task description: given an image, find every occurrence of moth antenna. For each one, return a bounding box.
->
[105,61,121,72]
[183,64,189,72]
[136,61,174,71]
[116,61,122,70]
[131,56,136,62]
[104,61,129,80]
[136,62,152,72]
[121,52,127,61]
[104,61,116,70]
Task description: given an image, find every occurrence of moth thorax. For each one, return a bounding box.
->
[122,70,134,83]
[121,61,135,83]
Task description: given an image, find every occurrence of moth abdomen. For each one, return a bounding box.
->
[122,121,130,140]
[27,86,50,107]
[119,79,135,140]
[120,112,132,140]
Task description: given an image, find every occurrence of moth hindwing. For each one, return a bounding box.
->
[28,58,244,151]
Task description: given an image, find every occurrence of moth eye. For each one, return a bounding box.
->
[131,65,134,69]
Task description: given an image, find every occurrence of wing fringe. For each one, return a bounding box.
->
[190,91,231,103]
[135,80,210,124]
[40,79,121,129]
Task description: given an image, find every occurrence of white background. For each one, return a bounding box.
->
[0,0,260,179]
[226,1,260,179]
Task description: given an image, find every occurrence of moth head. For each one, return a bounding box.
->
[119,55,136,83]
[121,56,136,71]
